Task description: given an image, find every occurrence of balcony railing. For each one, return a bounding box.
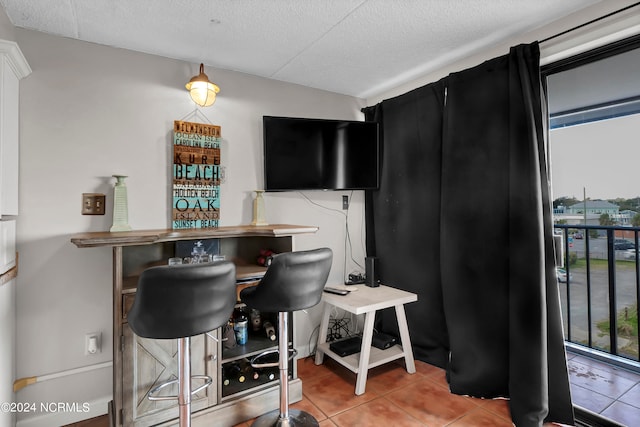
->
[553,224,640,371]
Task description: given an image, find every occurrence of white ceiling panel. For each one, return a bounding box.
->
[0,0,602,98]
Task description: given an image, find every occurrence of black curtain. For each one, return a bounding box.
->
[363,43,574,427]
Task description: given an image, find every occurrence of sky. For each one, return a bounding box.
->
[549,113,640,201]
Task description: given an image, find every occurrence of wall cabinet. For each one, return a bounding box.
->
[71,225,316,427]
[0,40,30,284]
[0,40,31,218]
[0,39,30,427]
[122,327,215,426]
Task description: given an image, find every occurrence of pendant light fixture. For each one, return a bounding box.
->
[185,63,220,107]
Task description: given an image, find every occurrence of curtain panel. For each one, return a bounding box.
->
[363,42,573,427]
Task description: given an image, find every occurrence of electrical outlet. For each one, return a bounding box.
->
[82,193,106,215]
[85,332,101,355]
[342,195,349,210]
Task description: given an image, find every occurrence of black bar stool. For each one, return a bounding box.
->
[240,248,332,427]
[128,261,236,427]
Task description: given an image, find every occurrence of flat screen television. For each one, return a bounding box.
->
[263,116,380,191]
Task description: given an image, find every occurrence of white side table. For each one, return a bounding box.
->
[314,284,417,395]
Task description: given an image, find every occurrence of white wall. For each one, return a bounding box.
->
[13,28,366,425]
[0,6,14,42]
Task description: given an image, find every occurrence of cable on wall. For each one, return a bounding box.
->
[298,191,365,280]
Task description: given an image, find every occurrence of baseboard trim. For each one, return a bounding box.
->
[15,397,110,427]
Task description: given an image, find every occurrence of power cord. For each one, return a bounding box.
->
[308,324,320,356]
[298,191,365,282]
[326,318,353,342]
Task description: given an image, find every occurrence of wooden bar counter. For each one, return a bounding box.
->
[71,224,317,427]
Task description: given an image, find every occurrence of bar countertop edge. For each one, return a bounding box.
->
[70,224,319,248]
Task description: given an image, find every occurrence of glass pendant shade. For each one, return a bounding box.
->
[185,63,220,107]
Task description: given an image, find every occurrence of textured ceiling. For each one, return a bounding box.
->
[0,0,601,98]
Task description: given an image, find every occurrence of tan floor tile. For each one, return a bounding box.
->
[414,359,447,378]
[366,360,421,395]
[290,395,328,422]
[425,366,452,390]
[478,396,511,420]
[298,356,337,381]
[386,376,478,426]
[302,368,379,417]
[330,396,425,427]
[446,406,514,426]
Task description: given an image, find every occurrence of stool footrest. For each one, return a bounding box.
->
[148,375,212,401]
[250,348,298,369]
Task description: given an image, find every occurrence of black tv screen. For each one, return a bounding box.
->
[263,116,379,191]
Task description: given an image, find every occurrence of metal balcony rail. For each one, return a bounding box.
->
[553,224,640,370]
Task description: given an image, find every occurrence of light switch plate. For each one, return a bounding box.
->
[82,193,106,215]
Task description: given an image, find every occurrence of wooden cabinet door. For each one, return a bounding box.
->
[122,325,218,426]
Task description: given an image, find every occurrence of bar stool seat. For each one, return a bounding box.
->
[240,248,332,427]
[128,261,237,427]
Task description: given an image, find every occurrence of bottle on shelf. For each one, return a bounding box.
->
[222,363,245,385]
[221,364,234,386]
[233,306,248,318]
[256,367,277,381]
[250,309,262,332]
[233,307,249,345]
[263,320,276,341]
[239,359,259,381]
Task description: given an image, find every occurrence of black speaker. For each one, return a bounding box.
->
[365,256,379,287]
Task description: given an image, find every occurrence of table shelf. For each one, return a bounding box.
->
[317,342,406,373]
[315,284,417,395]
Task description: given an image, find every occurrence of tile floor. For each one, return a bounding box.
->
[69,353,640,427]
[566,351,640,427]
[233,357,562,427]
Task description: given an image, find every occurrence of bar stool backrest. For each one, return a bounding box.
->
[128,261,237,339]
[243,248,332,312]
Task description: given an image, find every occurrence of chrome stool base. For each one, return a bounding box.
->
[250,409,319,427]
